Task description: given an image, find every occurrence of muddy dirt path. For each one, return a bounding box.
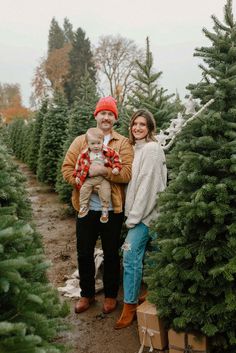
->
[17,161,145,353]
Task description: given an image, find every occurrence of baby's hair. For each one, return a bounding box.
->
[85,127,104,142]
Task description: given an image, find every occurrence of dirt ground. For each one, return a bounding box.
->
[17,161,150,353]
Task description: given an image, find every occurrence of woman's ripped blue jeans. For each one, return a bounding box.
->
[122,223,150,304]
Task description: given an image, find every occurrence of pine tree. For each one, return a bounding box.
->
[20,119,35,164]
[7,118,25,159]
[173,91,185,115]
[64,27,96,104]
[27,100,48,173]
[123,37,177,133]
[145,2,236,352]
[37,94,68,186]
[63,17,74,44]
[0,139,68,353]
[68,70,98,139]
[115,103,130,137]
[0,144,31,221]
[48,17,65,53]
[56,71,98,204]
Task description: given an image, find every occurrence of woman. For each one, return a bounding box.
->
[115,109,167,329]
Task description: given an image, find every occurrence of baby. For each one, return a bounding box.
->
[73,127,122,223]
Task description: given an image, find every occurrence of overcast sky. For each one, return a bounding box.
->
[0,0,235,107]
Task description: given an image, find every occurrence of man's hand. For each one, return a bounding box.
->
[89,165,108,177]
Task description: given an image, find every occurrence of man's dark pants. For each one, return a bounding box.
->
[76,210,124,298]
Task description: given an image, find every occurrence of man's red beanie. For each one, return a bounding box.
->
[94,96,118,119]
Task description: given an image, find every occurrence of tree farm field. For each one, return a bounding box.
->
[18,161,144,353]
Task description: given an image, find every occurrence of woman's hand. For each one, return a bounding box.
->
[125,221,135,229]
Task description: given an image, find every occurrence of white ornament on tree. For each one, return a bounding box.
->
[184,95,197,115]
[156,99,214,150]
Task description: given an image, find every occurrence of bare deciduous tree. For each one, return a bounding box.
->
[31,57,52,107]
[94,35,144,103]
[31,42,71,108]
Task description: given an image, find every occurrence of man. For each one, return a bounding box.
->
[62,96,133,314]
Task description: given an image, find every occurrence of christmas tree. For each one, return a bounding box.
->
[145,1,236,352]
[120,37,177,136]
[20,119,35,165]
[37,94,68,186]
[7,118,26,160]
[27,100,48,173]
[55,71,98,204]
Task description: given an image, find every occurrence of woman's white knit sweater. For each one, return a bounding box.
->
[125,140,167,229]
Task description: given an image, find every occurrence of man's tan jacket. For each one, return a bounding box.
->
[61,130,134,213]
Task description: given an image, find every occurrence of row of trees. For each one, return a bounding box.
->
[0,129,69,352]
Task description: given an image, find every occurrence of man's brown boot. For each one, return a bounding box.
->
[74,297,95,314]
[103,297,118,314]
[114,303,137,329]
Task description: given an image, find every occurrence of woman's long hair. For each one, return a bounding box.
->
[129,109,157,145]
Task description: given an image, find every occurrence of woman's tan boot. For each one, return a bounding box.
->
[114,303,137,329]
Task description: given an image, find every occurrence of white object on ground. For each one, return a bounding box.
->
[58,248,104,298]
